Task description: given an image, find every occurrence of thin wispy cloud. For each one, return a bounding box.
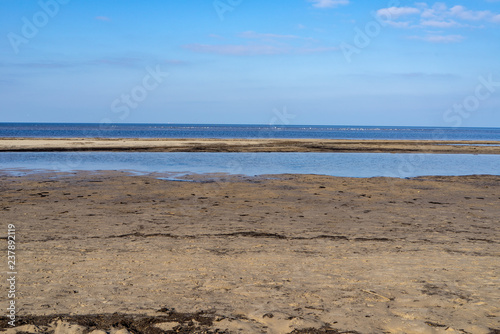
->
[92,57,187,67]
[208,34,225,39]
[183,44,338,56]
[393,72,458,79]
[238,31,317,43]
[407,34,465,43]
[296,46,339,53]
[11,61,74,69]
[239,31,302,40]
[193,31,323,55]
[2,57,186,69]
[308,0,349,9]
[90,57,143,66]
[162,59,188,65]
[183,44,288,56]
[95,16,111,21]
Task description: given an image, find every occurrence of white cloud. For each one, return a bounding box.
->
[376,2,500,33]
[420,3,448,19]
[376,7,420,19]
[386,21,412,28]
[449,5,491,21]
[376,7,420,28]
[421,20,459,28]
[308,0,349,9]
[418,3,500,23]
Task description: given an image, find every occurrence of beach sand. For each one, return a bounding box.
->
[1,138,500,154]
[0,171,499,333]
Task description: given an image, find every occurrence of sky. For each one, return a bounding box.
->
[0,0,499,127]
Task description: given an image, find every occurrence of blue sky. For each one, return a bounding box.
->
[1,0,499,127]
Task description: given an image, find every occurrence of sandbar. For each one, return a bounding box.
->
[1,138,500,154]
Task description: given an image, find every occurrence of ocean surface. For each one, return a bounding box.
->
[1,152,499,178]
[1,123,500,140]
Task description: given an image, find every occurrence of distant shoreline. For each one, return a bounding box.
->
[1,138,500,154]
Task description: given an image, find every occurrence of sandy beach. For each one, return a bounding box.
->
[0,170,499,333]
[3,0,499,331]
[1,138,500,154]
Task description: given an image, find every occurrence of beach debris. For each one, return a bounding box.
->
[361,289,394,301]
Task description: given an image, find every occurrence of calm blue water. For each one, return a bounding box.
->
[1,124,499,177]
[1,123,500,140]
[1,152,499,178]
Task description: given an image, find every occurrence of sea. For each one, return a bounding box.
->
[1,123,499,178]
[1,123,500,140]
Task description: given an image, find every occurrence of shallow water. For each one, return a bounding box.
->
[0,152,499,178]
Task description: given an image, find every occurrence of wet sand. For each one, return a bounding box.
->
[0,171,499,333]
[1,138,500,154]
